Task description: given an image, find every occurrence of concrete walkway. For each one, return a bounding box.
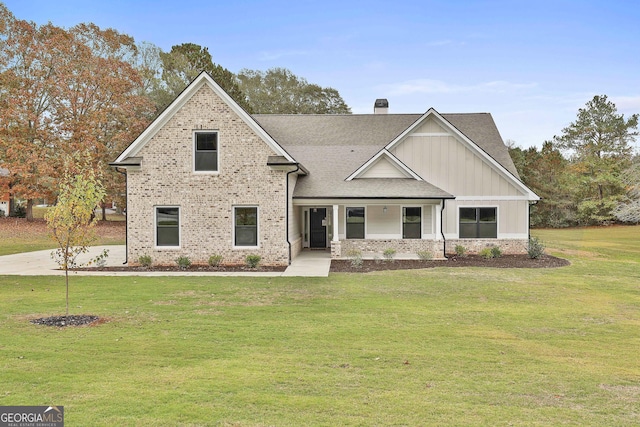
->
[0,246,331,277]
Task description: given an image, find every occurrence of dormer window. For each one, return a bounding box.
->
[194,131,218,172]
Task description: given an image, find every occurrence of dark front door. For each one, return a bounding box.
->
[310,208,327,248]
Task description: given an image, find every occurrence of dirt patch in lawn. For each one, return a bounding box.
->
[30,315,102,327]
[330,254,569,273]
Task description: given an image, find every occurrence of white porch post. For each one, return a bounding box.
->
[332,204,339,241]
[435,202,442,240]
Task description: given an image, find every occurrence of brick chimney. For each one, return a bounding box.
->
[374,99,389,114]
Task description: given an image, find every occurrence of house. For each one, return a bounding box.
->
[111,72,539,266]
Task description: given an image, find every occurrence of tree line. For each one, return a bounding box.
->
[509,95,639,227]
[0,3,351,220]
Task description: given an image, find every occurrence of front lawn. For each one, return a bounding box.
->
[0,226,638,425]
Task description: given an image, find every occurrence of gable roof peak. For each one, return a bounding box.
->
[114,71,295,165]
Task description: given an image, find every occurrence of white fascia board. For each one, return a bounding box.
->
[455,196,532,201]
[385,108,540,202]
[346,149,423,181]
[115,72,295,163]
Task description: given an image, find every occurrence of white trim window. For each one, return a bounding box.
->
[459,207,497,238]
[155,206,180,247]
[194,131,218,172]
[402,206,422,239]
[346,207,365,239]
[234,206,259,247]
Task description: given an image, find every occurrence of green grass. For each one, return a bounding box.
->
[1,227,639,425]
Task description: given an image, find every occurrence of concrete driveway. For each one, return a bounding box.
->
[0,246,330,277]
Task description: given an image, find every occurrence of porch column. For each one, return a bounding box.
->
[332,204,339,241]
[435,202,442,240]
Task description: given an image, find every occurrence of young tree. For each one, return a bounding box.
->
[237,67,352,114]
[554,95,639,224]
[45,156,106,316]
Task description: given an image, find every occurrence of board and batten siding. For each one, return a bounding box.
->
[391,118,522,197]
[359,157,409,178]
[390,118,529,237]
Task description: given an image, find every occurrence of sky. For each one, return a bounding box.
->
[4,0,640,149]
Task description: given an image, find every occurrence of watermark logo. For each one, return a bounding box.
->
[0,406,63,427]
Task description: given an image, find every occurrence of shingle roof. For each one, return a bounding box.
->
[253,113,519,199]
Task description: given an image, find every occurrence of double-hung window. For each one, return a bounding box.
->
[194,132,218,172]
[403,207,422,239]
[156,206,180,247]
[234,206,258,247]
[459,207,497,238]
[346,207,365,239]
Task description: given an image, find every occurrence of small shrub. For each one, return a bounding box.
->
[479,247,494,260]
[175,256,191,270]
[454,245,467,257]
[417,250,433,261]
[373,255,382,264]
[208,254,223,267]
[93,249,109,268]
[382,248,396,261]
[346,249,363,268]
[138,255,152,268]
[12,205,26,218]
[490,246,502,258]
[245,254,261,269]
[527,237,546,259]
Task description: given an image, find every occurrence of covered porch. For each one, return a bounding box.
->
[293,199,448,260]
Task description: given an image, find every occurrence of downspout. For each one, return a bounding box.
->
[115,167,128,265]
[528,200,538,241]
[285,164,300,265]
[441,199,448,259]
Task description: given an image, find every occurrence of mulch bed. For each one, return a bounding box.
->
[79,254,568,273]
[330,254,569,273]
[76,264,287,272]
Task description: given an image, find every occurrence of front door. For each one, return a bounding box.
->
[310,208,327,248]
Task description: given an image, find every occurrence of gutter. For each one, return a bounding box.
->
[285,164,300,265]
[114,167,128,265]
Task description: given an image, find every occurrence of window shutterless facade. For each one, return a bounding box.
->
[346,207,365,239]
[234,206,258,247]
[459,207,497,238]
[194,131,218,172]
[403,206,422,239]
[156,206,180,247]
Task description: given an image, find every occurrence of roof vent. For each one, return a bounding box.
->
[374,98,389,114]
